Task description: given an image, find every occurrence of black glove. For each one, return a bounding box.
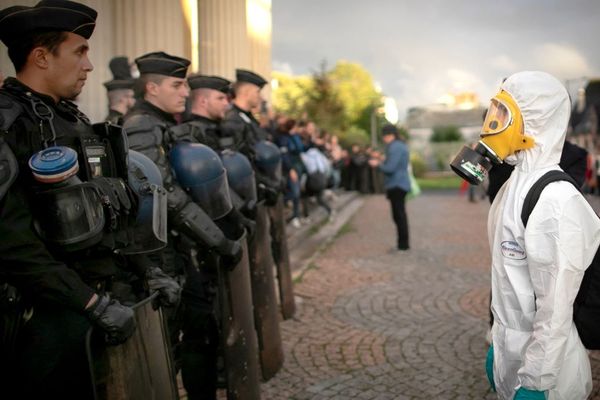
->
[218,238,243,269]
[242,218,256,240]
[258,183,279,206]
[145,266,181,308]
[87,295,135,345]
[90,177,135,231]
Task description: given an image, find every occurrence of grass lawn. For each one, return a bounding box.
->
[416,175,463,190]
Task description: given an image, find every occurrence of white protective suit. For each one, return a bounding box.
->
[488,71,600,400]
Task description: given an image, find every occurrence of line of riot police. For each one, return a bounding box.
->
[0,1,294,399]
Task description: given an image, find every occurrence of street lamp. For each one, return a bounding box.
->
[384,96,398,124]
[370,96,399,147]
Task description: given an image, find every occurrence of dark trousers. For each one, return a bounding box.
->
[5,305,93,399]
[387,188,409,249]
[171,252,220,400]
[179,303,219,400]
[301,192,332,217]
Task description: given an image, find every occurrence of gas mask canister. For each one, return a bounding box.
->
[29,146,105,251]
[450,90,535,184]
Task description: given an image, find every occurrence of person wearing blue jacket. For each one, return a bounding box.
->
[379,124,411,251]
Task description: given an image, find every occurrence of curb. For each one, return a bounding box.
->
[286,192,365,280]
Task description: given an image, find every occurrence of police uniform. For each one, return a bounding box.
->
[177,75,231,150]
[221,70,286,381]
[103,56,135,125]
[174,74,264,399]
[123,54,242,400]
[175,75,257,240]
[0,1,138,397]
[220,69,269,159]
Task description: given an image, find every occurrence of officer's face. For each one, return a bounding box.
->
[46,32,93,100]
[206,90,229,120]
[123,89,135,111]
[245,84,262,109]
[153,77,189,114]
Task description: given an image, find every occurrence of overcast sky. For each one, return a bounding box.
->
[272,0,600,121]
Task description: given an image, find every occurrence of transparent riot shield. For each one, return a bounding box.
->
[86,293,178,400]
[268,195,296,320]
[218,232,262,400]
[248,203,284,381]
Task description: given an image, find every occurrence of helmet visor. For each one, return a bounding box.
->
[189,170,233,220]
[481,98,512,136]
[119,182,168,255]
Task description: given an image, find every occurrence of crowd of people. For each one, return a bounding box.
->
[252,114,394,227]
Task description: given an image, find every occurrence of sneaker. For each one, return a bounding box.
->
[291,218,301,228]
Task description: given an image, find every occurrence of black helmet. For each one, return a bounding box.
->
[170,143,232,219]
[220,149,257,206]
[254,140,282,182]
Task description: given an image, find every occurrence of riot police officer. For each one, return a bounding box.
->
[172,74,263,399]
[221,69,269,159]
[122,53,244,400]
[179,74,231,147]
[221,70,296,320]
[103,56,135,125]
[220,70,286,381]
[0,1,138,397]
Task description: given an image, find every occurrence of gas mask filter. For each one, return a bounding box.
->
[450,90,535,185]
[28,146,105,251]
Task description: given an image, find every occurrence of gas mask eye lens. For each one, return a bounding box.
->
[482,98,512,136]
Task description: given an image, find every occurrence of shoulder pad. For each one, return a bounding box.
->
[224,108,242,121]
[0,92,24,131]
[123,113,166,136]
[221,115,245,132]
[169,123,195,142]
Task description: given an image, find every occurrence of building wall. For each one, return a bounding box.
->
[0,0,271,122]
[198,0,250,80]
[198,0,272,101]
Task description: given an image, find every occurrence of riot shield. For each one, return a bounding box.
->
[86,293,178,400]
[218,232,262,400]
[268,195,296,320]
[247,203,284,381]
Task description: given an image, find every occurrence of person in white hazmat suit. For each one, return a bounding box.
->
[485,71,600,400]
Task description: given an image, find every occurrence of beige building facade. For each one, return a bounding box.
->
[0,0,272,122]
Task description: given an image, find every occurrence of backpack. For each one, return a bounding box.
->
[521,170,600,349]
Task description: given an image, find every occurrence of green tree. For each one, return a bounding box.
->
[338,126,370,148]
[271,71,313,119]
[430,125,464,142]
[328,61,381,132]
[271,60,386,147]
[304,62,346,133]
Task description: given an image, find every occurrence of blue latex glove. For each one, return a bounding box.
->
[486,345,495,392]
[514,387,546,400]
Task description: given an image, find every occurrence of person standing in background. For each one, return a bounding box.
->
[379,124,411,251]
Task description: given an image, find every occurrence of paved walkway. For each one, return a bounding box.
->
[259,191,600,399]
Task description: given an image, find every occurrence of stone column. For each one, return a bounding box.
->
[198,0,251,81]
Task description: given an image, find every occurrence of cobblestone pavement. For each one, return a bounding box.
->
[258,191,600,400]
